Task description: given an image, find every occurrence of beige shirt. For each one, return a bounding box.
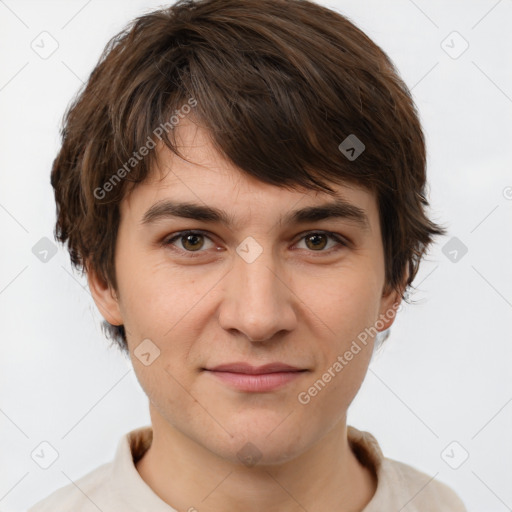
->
[28,425,467,511]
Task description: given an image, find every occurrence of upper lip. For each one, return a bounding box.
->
[205,362,305,374]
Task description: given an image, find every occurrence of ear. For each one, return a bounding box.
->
[376,270,409,332]
[87,264,123,326]
[376,287,401,331]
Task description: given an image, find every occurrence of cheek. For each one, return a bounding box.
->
[115,253,193,339]
[308,269,382,342]
[118,266,208,380]
[296,335,374,433]
[299,270,381,409]
[298,292,378,424]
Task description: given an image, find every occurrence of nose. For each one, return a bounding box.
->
[217,245,297,343]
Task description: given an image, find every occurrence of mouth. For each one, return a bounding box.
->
[202,362,309,392]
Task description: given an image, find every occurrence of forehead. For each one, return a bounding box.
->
[121,119,379,231]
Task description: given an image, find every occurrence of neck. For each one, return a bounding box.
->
[136,408,377,512]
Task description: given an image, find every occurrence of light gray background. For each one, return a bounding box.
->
[1,1,511,511]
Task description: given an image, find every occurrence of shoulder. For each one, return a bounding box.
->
[347,426,467,512]
[380,457,468,511]
[27,462,112,512]
[28,426,155,512]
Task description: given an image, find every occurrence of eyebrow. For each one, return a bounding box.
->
[140,198,370,231]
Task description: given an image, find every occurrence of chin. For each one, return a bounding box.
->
[209,422,309,467]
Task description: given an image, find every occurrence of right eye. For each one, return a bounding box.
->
[163,230,217,255]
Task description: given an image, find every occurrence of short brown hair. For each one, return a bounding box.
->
[52,0,445,353]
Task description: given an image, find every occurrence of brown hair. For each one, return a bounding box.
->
[52,0,445,353]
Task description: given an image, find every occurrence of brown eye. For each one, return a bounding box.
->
[304,233,328,250]
[296,231,347,253]
[164,231,215,253]
[181,233,205,251]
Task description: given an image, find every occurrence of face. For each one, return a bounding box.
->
[90,119,401,466]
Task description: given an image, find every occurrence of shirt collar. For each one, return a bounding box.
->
[108,424,389,511]
[109,425,176,511]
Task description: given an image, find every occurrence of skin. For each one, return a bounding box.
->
[88,118,404,512]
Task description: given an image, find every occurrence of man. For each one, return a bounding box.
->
[29,0,467,510]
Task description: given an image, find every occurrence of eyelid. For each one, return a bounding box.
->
[292,231,350,254]
[293,229,350,247]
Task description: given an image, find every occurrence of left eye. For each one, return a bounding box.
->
[163,230,346,254]
[295,232,346,252]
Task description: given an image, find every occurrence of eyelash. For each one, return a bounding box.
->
[162,230,348,257]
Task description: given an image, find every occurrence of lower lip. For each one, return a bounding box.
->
[206,370,306,392]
